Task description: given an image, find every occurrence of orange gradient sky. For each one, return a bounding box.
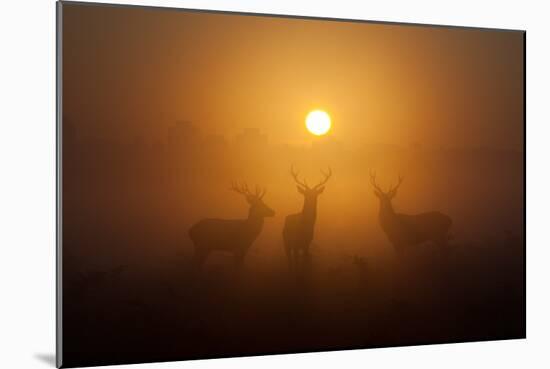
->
[62,3,524,150]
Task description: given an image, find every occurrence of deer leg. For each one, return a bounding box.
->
[295,248,303,270]
[303,245,312,272]
[192,247,208,270]
[304,244,311,258]
[294,247,303,271]
[285,244,293,271]
[436,235,451,258]
[234,251,246,270]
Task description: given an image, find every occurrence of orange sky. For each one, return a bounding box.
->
[62,3,524,150]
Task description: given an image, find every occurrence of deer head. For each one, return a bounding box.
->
[231,182,275,218]
[369,171,404,205]
[290,165,332,201]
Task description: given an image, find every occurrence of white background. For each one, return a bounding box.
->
[0,0,548,368]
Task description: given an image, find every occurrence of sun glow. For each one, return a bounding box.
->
[305,110,331,136]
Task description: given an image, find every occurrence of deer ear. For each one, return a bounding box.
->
[297,186,306,194]
[316,186,325,194]
[373,190,381,198]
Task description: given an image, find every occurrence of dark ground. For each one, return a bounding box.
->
[61,237,524,368]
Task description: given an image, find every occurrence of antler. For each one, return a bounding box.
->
[254,184,267,200]
[369,170,384,193]
[313,167,332,190]
[290,165,309,189]
[388,175,404,195]
[231,181,266,199]
[230,181,252,196]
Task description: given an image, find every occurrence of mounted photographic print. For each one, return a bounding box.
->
[56,1,526,367]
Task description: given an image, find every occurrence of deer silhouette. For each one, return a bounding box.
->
[189,182,275,269]
[283,166,332,270]
[370,172,452,253]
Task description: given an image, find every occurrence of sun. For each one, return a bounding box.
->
[305,110,331,136]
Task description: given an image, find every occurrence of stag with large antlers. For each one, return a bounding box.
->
[369,172,452,253]
[283,166,332,270]
[188,182,275,269]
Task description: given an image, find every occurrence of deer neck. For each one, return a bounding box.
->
[301,198,318,226]
[379,200,395,223]
[246,211,265,236]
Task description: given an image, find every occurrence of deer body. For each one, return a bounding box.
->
[190,217,264,254]
[283,166,331,270]
[283,197,317,253]
[189,183,274,268]
[371,173,452,252]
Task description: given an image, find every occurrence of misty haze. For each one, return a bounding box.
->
[60,3,524,367]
